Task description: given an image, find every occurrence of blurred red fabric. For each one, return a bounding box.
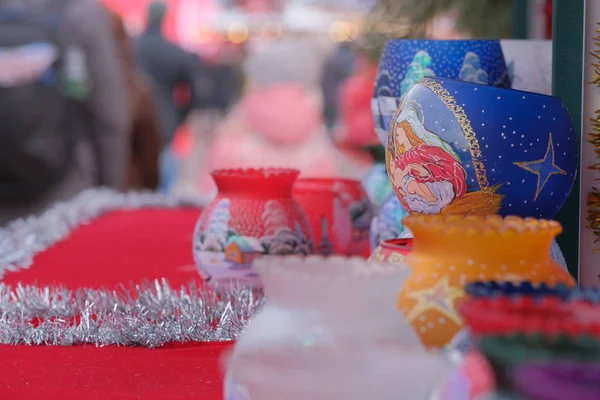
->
[0,208,231,400]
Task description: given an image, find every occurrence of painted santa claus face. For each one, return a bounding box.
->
[387,107,468,214]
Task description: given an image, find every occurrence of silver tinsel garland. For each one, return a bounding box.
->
[0,189,266,347]
[0,279,265,347]
[0,188,206,279]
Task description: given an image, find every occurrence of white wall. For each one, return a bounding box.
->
[500,40,552,94]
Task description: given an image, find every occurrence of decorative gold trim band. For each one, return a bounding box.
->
[417,77,491,195]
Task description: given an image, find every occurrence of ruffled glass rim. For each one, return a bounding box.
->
[254,255,410,283]
[211,168,300,197]
[403,214,562,238]
[211,168,300,181]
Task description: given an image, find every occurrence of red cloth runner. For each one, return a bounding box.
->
[0,209,231,400]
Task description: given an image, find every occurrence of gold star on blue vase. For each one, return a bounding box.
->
[514,133,567,201]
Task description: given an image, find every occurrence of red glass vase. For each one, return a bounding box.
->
[293,178,373,258]
[193,168,314,285]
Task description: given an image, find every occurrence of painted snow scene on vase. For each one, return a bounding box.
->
[193,198,312,284]
[372,40,509,145]
[385,77,578,219]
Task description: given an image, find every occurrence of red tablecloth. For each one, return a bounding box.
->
[0,209,231,400]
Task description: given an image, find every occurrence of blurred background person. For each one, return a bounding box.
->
[136,0,199,194]
[172,41,246,200]
[108,10,161,191]
[197,36,342,197]
[0,0,129,226]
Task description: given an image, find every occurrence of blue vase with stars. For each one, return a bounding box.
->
[385,76,578,220]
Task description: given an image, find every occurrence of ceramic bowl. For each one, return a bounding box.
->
[372,39,510,144]
[385,76,578,219]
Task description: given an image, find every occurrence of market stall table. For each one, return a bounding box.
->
[0,208,231,400]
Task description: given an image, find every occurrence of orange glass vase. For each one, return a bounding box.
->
[398,214,576,349]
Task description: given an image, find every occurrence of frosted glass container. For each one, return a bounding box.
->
[224,256,449,400]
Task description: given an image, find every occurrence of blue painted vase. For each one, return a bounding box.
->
[385,77,578,219]
[373,40,510,144]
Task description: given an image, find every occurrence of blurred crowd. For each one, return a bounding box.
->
[0,0,381,225]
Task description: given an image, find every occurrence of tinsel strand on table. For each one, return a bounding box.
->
[0,279,264,347]
[0,188,207,279]
[588,23,600,251]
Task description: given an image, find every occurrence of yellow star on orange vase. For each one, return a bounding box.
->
[403,276,464,325]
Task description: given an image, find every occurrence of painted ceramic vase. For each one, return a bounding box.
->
[385,76,578,219]
[372,40,510,144]
[398,214,576,349]
[369,238,413,265]
[369,194,408,249]
[193,168,314,285]
[293,178,373,258]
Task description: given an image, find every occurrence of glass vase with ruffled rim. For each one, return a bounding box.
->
[193,168,314,286]
[224,255,450,400]
[397,214,576,349]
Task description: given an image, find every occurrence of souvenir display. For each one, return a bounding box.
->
[369,238,413,264]
[369,194,408,249]
[386,77,578,219]
[193,168,313,284]
[224,256,449,400]
[373,40,510,144]
[398,214,576,348]
[293,178,373,258]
